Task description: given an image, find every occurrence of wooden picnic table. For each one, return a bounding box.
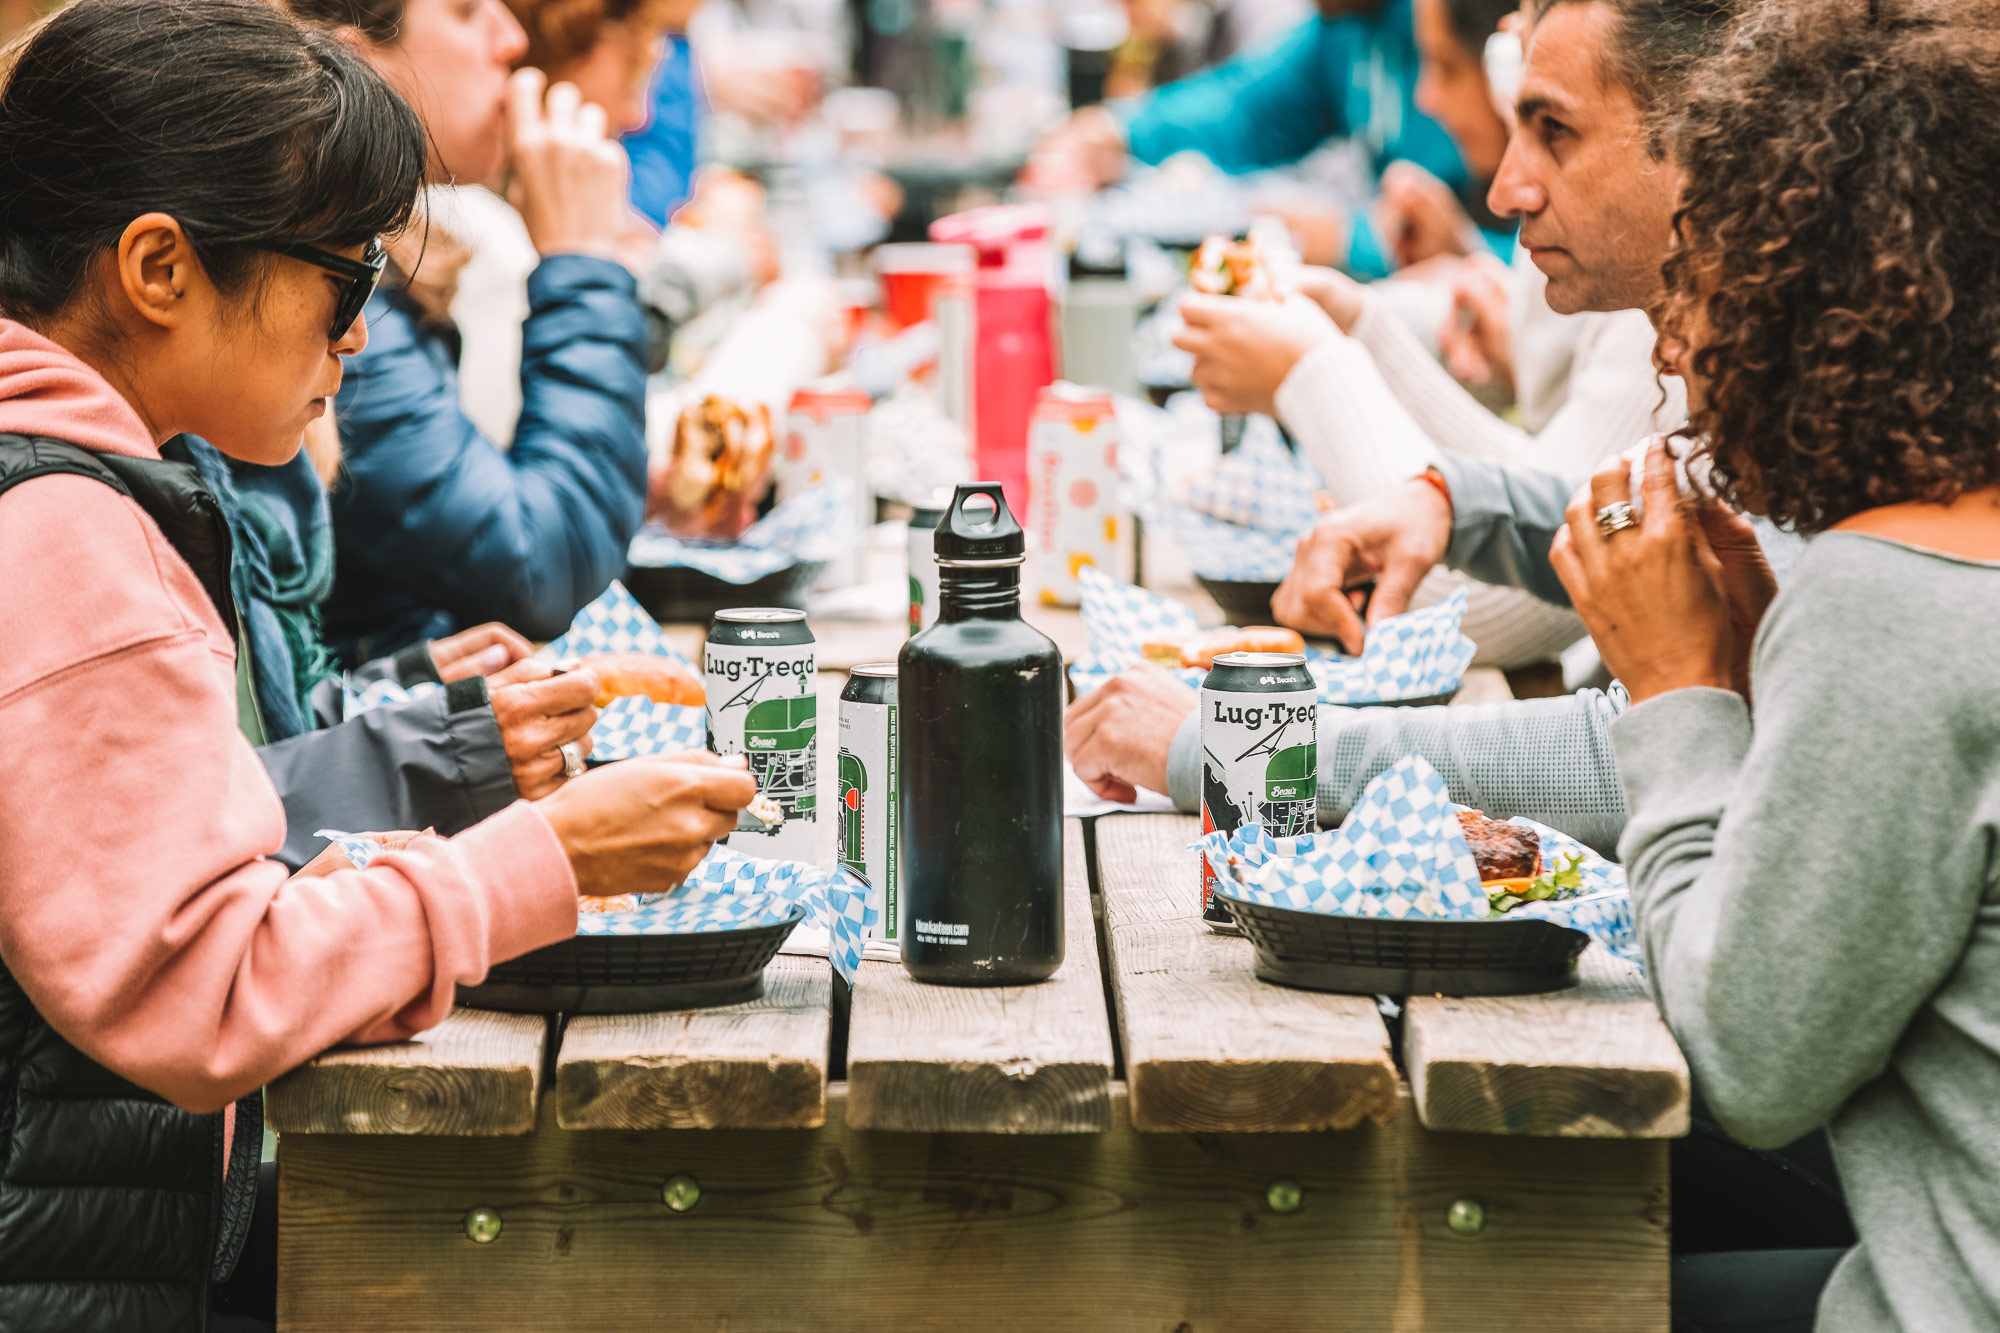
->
[270,578,1683,1330]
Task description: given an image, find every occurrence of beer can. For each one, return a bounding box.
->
[705,608,818,862]
[781,386,872,588]
[838,664,899,940]
[1025,383,1126,606]
[1199,651,1318,923]
[907,494,949,636]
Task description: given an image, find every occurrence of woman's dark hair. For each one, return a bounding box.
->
[0,0,426,326]
[1658,0,2000,532]
[1444,0,1521,55]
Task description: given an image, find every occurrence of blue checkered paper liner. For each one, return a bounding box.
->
[1193,755,1637,963]
[339,582,707,761]
[313,837,877,984]
[541,580,706,761]
[1069,566,1474,706]
[1168,427,1326,534]
[626,483,855,583]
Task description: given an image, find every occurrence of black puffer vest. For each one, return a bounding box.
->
[0,435,264,1332]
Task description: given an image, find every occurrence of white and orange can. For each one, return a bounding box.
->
[782,384,873,587]
[1025,383,1126,606]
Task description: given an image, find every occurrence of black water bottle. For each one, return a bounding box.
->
[898,484,1064,984]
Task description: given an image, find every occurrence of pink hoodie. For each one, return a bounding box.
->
[0,320,578,1114]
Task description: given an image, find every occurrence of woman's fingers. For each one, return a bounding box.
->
[1639,438,1683,535]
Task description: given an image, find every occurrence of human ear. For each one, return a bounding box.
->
[114,213,204,331]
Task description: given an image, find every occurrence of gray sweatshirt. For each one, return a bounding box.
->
[1613,532,2000,1332]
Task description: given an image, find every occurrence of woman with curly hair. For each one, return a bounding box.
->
[1550,1,2000,1328]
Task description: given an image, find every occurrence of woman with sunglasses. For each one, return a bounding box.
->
[0,4,754,1328]
[287,0,651,668]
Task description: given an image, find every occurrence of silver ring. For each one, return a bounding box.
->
[559,741,584,779]
[1595,501,1637,538]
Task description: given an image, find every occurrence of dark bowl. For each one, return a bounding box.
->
[1196,575,1281,626]
[625,560,825,626]
[1215,892,1587,997]
[457,906,806,1015]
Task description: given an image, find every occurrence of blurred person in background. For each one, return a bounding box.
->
[1169,0,1683,669]
[1036,0,1506,277]
[434,0,775,445]
[289,0,652,664]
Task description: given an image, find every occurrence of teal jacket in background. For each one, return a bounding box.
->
[1120,0,1499,277]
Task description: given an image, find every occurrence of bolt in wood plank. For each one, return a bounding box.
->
[278,1085,1668,1332]
[1094,814,1399,1133]
[1405,945,1691,1138]
[845,819,1114,1133]
[554,954,831,1131]
[266,1008,547,1136]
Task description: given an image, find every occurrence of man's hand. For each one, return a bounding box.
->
[1272,476,1454,654]
[1064,665,1198,804]
[430,623,535,682]
[1174,293,1340,417]
[489,666,601,799]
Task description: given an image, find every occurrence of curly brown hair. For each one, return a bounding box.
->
[1658,0,2000,533]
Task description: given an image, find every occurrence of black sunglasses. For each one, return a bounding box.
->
[260,237,387,340]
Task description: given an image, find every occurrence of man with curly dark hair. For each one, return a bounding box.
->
[1547,5,2000,1329]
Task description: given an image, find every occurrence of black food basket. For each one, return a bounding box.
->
[625,560,825,626]
[1215,892,1587,996]
[458,906,806,1015]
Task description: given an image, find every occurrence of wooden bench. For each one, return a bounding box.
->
[272,807,1686,1331]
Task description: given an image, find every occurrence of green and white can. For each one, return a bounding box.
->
[706,608,817,862]
[838,663,898,939]
[1199,651,1318,923]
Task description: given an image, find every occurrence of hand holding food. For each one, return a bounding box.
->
[1174,293,1339,418]
[536,752,759,897]
[1063,664,1198,804]
[1273,476,1454,654]
[290,830,429,881]
[1141,626,1307,670]
[1549,440,1737,704]
[649,395,775,541]
[487,666,600,799]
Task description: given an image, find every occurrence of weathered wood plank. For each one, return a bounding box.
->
[1094,814,1399,1133]
[1405,945,1691,1138]
[278,1086,1669,1332]
[845,819,1114,1133]
[554,955,831,1131]
[267,1008,547,1136]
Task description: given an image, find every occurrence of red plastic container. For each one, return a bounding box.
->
[928,205,1055,519]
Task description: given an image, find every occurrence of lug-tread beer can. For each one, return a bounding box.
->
[782,386,872,588]
[706,608,817,862]
[1199,651,1318,922]
[838,663,898,940]
[1026,384,1125,606]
